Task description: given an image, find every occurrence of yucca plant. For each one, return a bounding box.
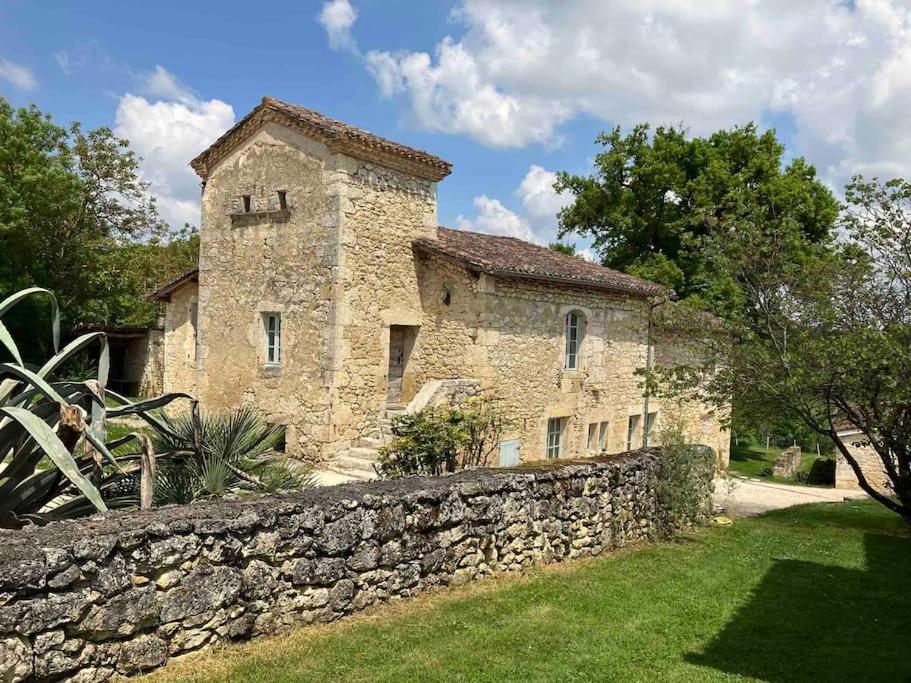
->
[152,406,314,504]
[0,287,191,528]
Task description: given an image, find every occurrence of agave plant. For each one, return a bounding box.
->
[151,406,313,504]
[0,287,191,528]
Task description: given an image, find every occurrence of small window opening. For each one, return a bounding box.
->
[564,311,583,370]
[546,417,566,459]
[443,286,452,306]
[277,190,287,210]
[243,195,252,213]
[264,313,281,366]
[627,414,642,451]
[587,423,598,451]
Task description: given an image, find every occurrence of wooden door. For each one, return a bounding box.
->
[387,326,406,403]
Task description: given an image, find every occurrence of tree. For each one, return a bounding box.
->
[549,241,576,256]
[659,175,911,520]
[555,123,839,300]
[0,98,171,333]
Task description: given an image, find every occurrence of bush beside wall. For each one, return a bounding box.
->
[0,448,701,681]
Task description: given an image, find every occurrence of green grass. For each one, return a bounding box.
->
[729,442,832,485]
[148,501,911,682]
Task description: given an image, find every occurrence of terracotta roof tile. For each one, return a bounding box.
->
[415,227,663,298]
[149,268,199,301]
[191,97,452,181]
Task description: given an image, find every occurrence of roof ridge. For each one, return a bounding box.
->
[192,97,452,181]
[434,225,648,281]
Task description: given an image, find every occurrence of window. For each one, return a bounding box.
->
[264,313,281,365]
[598,421,609,451]
[242,195,252,213]
[546,417,566,459]
[564,311,583,370]
[277,190,287,210]
[626,414,641,451]
[644,411,658,445]
[587,423,598,451]
[588,421,610,453]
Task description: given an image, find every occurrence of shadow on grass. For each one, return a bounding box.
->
[688,533,911,681]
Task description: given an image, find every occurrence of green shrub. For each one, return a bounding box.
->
[377,396,510,478]
[151,406,313,504]
[654,419,715,533]
[0,287,191,527]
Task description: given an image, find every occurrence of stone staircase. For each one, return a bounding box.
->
[317,404,406,484]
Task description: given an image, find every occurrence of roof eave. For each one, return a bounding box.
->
[413,239,659,299]
[149,269,199,302]
[486,268,659,299]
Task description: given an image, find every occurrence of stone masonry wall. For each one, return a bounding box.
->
[330,161,439,452]
[0,451,673,681]
[835,435,891,494]
[191,124,342,460]
[412,252,730,464]
[161,282,198,400]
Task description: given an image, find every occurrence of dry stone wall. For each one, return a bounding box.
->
[0,450,677,681]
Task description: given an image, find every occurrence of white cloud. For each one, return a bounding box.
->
[457,195,536,242]
[319,0,359,52]
[456,164,572,244]
[143,65,196,104]
[516,165,572,228]
[0,58,37,90]
[114,67,235,228]
[353,0,911,189]
[53,51,70,76]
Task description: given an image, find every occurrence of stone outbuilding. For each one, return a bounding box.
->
[834,423,890,494]
[151,97,729,471]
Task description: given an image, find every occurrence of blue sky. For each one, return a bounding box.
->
[1,1,908,253]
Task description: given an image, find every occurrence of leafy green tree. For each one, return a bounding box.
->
[549,241,576,256]
[0,97,174,335]
[659,175,911,520]
[555,123,839,300]
[99,225,199,326]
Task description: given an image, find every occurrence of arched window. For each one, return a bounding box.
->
[564,311,583,370]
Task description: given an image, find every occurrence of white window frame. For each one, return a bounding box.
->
[587,423,598,452]
[264,313,282,366]
[627,414,641,451]
[564,311,583,370]
[644,411,659,445]
[598,421,609,451]
[546,417,566,459]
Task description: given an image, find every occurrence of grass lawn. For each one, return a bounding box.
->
[729,442,832,485]
[148,500,911,682]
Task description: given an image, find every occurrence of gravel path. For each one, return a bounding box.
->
[713,476,867,517]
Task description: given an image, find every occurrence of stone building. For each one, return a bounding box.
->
[152,97,728,473]
[834,424,890,494]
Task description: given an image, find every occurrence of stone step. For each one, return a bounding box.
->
[331,454,379,475]
[322,466,377,482]
[358,435,388,449]
[347,446,380,460]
